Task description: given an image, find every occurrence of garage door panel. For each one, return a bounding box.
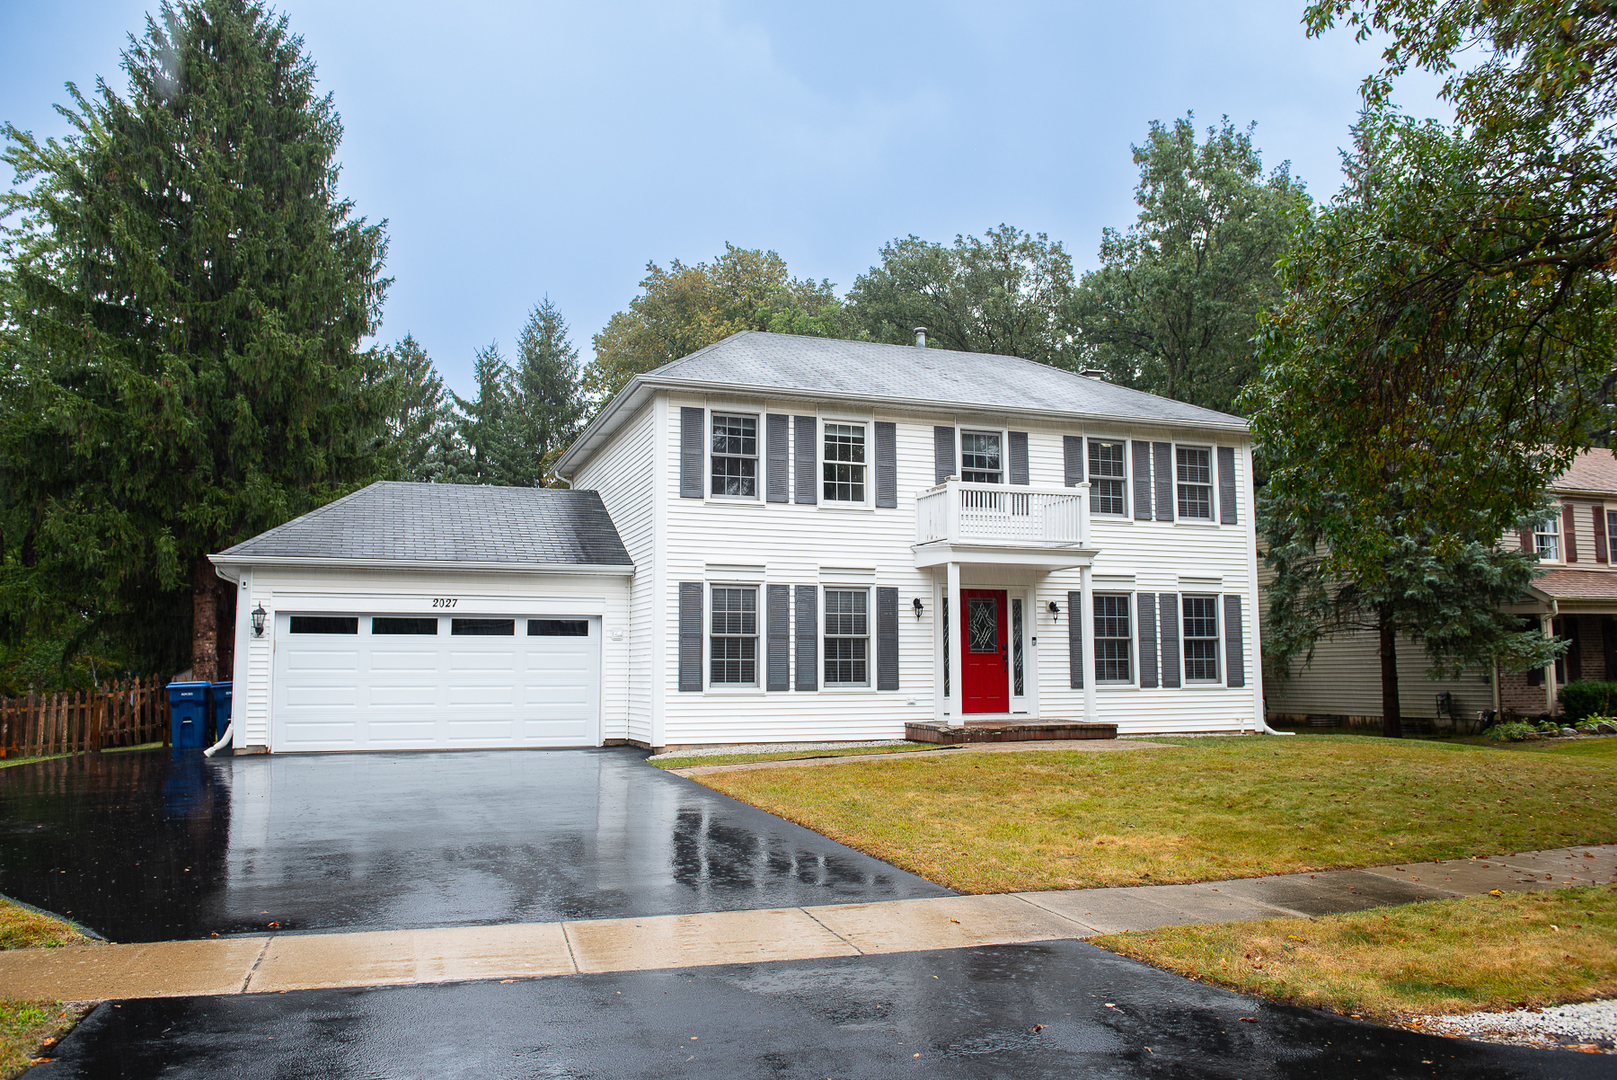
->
[273,611,600,752]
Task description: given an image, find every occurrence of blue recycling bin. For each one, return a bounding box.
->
[167,681,211,750]
[209,681,232,748]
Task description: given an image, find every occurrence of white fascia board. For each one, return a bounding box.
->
[554,373,1250,479]
[911,541,1098,571]
[208,554,635,577]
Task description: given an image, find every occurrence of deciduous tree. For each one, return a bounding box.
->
[1070,116,1309,414]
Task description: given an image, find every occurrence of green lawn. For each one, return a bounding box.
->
[1094,885,1617,1022]
[0,900,100,1078]
[696,735,1617,893]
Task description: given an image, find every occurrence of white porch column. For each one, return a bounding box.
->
[946,560,963,725]
[1543,614,1557,715]
[1080,563,1097,724]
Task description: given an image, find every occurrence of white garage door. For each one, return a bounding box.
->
[271,613,601,751]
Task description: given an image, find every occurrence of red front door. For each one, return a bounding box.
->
[960,589,1009,713]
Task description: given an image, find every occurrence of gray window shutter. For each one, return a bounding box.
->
[679,408,704,499]
[1217,446,1238,525]
[1159,593,1180,688]
[1064,436,1084,487]
[1153,442,1174,521]
[1224,594,1245,688]
[766,584,790,691]
[794,585,818,691]
[1131,440,1152,520]
[934,426,956,484]
[766,414,790,504]
[678,582,703,692]
[1067,591,1083,689]
[1138,592,1158,689]
[1008,431,1029,485]
[794,416,817,503]
[874,421,898,508]
[876,586,899,691]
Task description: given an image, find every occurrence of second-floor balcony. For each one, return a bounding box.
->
[913,480,1095,570]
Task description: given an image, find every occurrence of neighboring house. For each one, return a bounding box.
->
[1263,448,1617,726]
[214,331,1267,753]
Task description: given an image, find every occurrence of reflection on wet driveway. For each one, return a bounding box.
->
[0,748,948,942]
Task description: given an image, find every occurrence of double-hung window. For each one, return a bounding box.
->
[961,431,1002,484]
[710,587,758,686]
[823,588,869,686]
[1176,446,1213,520]
[1094,594,1133,683]
[710,414,757,498]
[1088,440,1127,515]
[1534,513,1561,561]
[1182,596,1221,682]
[823,424,866,503]
[1609,510,1617,562]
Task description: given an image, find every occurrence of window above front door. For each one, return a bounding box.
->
[961,431,1002,484]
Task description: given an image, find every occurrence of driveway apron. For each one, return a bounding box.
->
[0,748,947,942]
[27,941,1603,1080]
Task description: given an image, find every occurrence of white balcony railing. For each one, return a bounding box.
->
[916,480,1089,547]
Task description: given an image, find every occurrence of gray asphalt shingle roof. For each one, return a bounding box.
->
[649,331,1245,429]
[217,482,632,567]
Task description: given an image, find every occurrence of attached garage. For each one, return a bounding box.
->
[211,483,633,754]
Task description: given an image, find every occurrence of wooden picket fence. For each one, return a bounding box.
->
[0,674,172,758]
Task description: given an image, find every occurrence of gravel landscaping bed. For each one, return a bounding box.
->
[1410,999,1617,1053]
[646,740,912,761]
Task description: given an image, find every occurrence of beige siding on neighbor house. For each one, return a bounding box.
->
[1263,627,1494,722]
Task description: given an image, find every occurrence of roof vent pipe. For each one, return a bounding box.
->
[913,327,928,348]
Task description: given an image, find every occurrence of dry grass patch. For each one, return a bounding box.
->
[696,736,1617,892]
[0,1000,91,1078]
[1093,886,1617,1022]
[652,743,943,770]
[0,899,101,1077]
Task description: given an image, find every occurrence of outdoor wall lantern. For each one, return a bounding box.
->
[1047,600,1060,623]
[251,603,267,637]
[912,597,924,620]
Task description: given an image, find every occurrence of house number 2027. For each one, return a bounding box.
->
[431,598,458,608]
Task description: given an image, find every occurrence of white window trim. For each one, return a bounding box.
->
[821,584,872,690]
[1180,593,1223,685]
[707,409,762,503]
[1174,443,1216,523]
[1086,435,1131,517]
[958,426,1008,486]
[1093,591,1136,688]
[705,581,763,693]
[819,417,872,508]
[1534,511,1562,562]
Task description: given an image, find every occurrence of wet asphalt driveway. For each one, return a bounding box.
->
[0,748,947,942]
[29,941,1609,1080]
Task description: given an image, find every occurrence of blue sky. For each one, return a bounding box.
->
[1,1,1448,397]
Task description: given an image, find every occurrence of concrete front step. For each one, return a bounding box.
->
[1,843,1611,1001]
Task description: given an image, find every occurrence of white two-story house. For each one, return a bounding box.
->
[213,331,1267,753]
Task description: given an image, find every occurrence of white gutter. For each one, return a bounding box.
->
[208,554,635,576]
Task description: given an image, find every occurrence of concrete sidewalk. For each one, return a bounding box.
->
[2,843,1611,1001]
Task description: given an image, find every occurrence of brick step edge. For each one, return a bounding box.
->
[905,722,1119,744]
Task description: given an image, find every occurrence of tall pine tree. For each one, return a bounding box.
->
[512,297,584,486]
[0,0,390,684]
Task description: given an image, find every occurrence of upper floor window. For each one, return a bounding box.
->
[823,588,869,686]
[710,414,757,498]
[823,424,866,502]
[1534,513,1561,561]
[1088,440,1127,515]
[1176,446,1213,520]
[961,431,1002,484]
[710,586,758,686]
[1182,596,1221,682]
[1609,510,1616,562]
[1094,594,1133,683]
